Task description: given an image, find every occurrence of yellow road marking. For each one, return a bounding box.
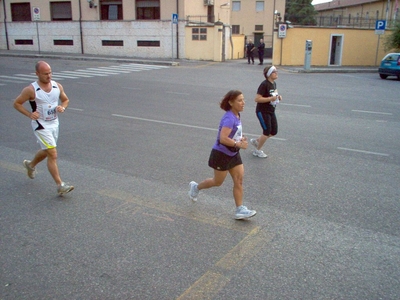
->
[98,189,258,233]
[0,160,25,174]
[98,189,275,300]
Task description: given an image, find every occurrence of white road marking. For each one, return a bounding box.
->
[111,114,287,140]
[337,147,389,157]
[351,110,392,115]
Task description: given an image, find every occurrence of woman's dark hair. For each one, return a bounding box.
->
[220,90,243,111]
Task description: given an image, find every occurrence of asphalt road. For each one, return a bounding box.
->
[0,56,399,299]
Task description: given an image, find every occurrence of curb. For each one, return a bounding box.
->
[0,51,180,67]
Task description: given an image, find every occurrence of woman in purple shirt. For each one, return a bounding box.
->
[188,90,256,220]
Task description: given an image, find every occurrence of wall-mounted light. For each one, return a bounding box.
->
[87,0,97,8]
[274,11,282,27]
[220,2,230,7]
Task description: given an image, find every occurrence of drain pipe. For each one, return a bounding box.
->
[2,0,9,50]
[78,0,84,54]
[176,0,179,59]
[226,24,233,59]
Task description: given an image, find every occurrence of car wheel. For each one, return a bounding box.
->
[379,74,388,79]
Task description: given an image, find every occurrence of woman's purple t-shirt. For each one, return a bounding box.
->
[212,110,243,156]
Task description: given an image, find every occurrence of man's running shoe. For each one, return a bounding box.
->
[58,182,74,195]
[23,160,36,179]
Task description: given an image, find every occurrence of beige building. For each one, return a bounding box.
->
[314,0,399,28]
[0,0,282,61]
[272,27,388,66]
[230,0,286,57]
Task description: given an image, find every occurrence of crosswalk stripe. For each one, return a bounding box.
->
[86,68,121,74]
[14,74,38,79]
[55,71,94,78]
[0,75,33,81]
[0,63,169,85]
[74,70,110,76]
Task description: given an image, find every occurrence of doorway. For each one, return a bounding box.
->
[329,34,343,66]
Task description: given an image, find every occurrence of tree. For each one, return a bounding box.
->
[384,22,400,52]
[285,0,317,26]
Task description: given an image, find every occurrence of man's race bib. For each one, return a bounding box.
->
[42,104,57,121]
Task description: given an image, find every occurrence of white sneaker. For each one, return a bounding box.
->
[252,150,268,158]
[188,181,199,201]
[235,205,256,219]
[57,182,74,195]
[250,138,258,148]
[23,160,36,179]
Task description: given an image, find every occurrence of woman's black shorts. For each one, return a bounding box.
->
[256,111,278,136]
[208,149,242,171]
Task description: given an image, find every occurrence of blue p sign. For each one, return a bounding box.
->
[376,20,386,30]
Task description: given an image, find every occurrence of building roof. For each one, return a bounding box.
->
[314,0,381,11]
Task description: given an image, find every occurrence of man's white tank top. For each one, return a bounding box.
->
[31,80,60,129]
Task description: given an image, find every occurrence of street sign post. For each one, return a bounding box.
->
[172,13,178,24]
[375,20,386,35]
[33,7,40,21]
[278,24,287,38]
[171,14,178,59]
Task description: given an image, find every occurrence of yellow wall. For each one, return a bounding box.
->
[273,27,388,66]
[232,35,245,59]
[185,26,215,60]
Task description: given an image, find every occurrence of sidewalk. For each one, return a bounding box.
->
[0,49,180,66]
[281,65,378,73]
[0,49,379,73]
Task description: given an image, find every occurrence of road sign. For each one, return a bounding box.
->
[375,20,386,35]
[172,13,178,24]
[33,7,40,21]
[278,24,287,38]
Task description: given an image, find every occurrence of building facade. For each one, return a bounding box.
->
[0,0,284,61]
[314,0,399,28]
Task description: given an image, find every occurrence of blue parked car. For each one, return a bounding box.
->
[378,53,400,80]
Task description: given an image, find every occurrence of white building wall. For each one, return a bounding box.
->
[0,21,185,59]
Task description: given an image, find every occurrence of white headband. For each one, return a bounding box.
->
[266,66,277,77]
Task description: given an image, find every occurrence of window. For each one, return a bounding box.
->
[256,1,264,12]
[54,40,74,45]
[137,41,160,47]
[100,0,123,20]
[232,1,241,11]
[11,3,31,21]
[192,28,207,41]
[102,40,124,46]
[136,0,160,20]
[232,25,240,34]
[50,2,72,21]
[255,25,263,31]
[15,39,33,45]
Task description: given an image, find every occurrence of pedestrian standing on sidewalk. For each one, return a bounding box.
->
[188,90,256,220]
[13,61,74,195]
[251,65,282,158]
[257,38,265,65]
[246,39,255,64]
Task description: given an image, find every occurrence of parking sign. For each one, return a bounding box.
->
[375,20,386,35]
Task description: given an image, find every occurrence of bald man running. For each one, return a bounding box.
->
[13,61,74,195]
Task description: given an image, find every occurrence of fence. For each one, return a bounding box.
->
[316,15,400,29]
